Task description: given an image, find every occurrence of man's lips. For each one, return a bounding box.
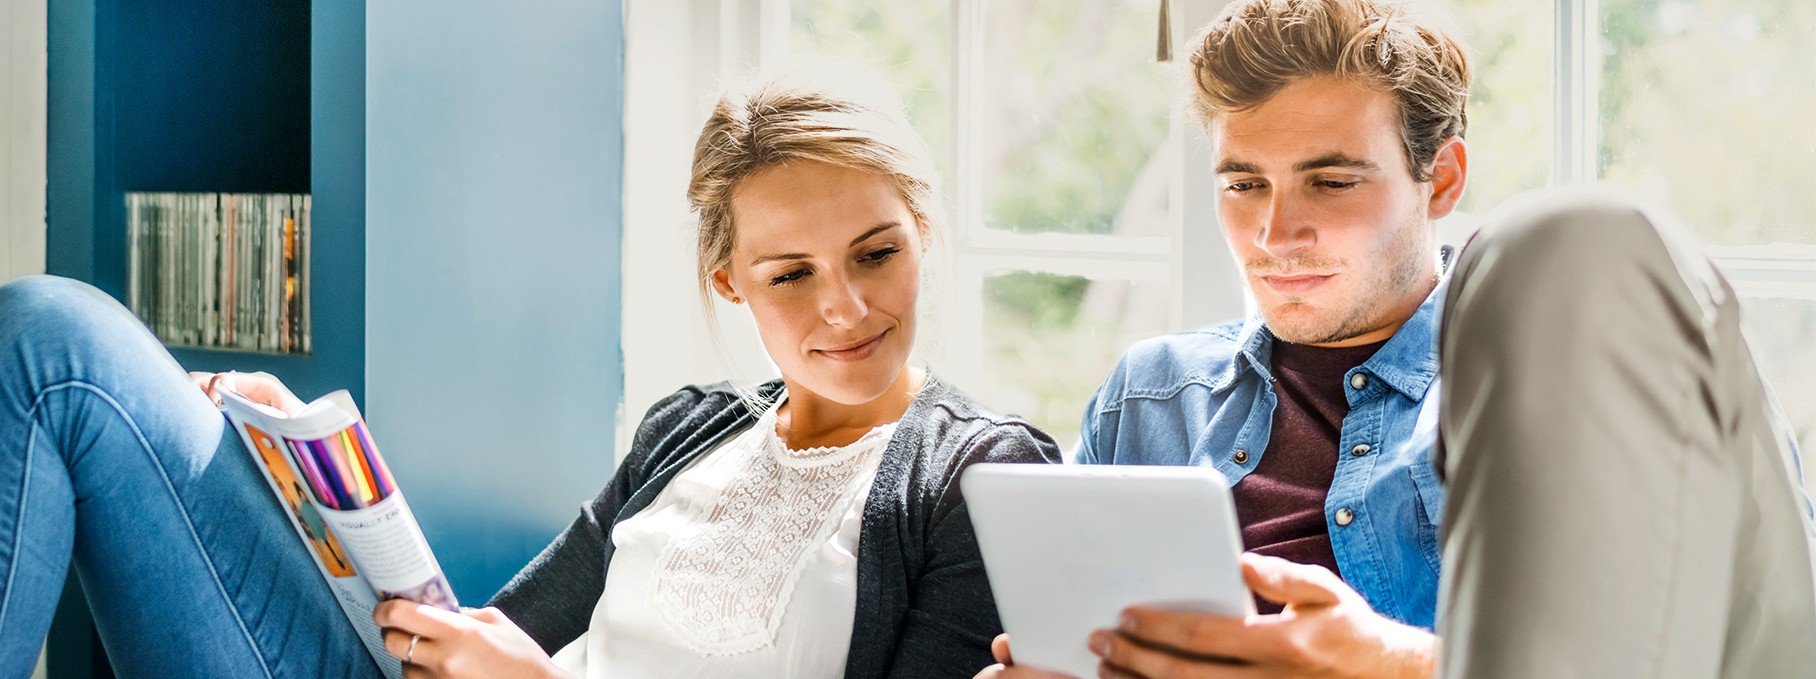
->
[1260,273,1336,295]
[816,329,889,362]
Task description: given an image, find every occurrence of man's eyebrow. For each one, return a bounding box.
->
[1294,153,1380,173]
[749,222,903,266]
[1214,155,1383,175]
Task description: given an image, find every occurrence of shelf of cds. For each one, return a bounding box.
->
[126,192,311,354]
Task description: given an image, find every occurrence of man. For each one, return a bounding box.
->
[984,0,1816,676]
[992,0,1466,675]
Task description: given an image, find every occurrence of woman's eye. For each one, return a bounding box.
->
[769,269,809,287]
[860,247,900,265]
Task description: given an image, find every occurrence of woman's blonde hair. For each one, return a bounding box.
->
[687,65,943,308]
[1187,0,1472,181]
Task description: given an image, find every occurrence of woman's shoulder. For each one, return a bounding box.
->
[901,379,1062,467]
[639,380,781,423]
[627,380,782,466]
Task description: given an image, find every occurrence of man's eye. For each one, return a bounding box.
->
[769,269,809,286]
[1226,181,1261,193]
[1318,179,1360,191]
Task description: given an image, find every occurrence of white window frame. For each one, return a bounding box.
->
[620,0,1816,460]
[1550,0,1816,296]
[931,0,1245,381]
[619,0,1244,460]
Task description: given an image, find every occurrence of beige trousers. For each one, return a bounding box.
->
[1436,190,1816,678]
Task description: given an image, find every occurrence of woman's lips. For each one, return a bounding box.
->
[817,329,888,362]
[1261,273,1336,295]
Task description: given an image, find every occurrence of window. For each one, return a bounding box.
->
[623,0,1814,468]
[784,0,1208,447]
[1431,0,1816,464]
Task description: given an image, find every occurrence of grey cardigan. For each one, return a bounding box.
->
[489,378,1061,678]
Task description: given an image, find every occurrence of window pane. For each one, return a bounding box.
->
[977,0,1174,236]
[978,272,1172,447]
[790,0,953,175]
[1740,297,1816,486]
[1599,0,1816,245]
[1424,0,1553,233]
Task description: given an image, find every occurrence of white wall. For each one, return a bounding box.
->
[619,0,775,462]
[9,3,49,674]
[2,0,48,283]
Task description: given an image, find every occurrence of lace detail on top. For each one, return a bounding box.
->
[651,403,895,656]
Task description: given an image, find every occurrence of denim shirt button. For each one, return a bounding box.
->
[1335,507,1356,526]
[1351,443,1371,457]
[1349,372,1369,390]
[1233,449,1250,464]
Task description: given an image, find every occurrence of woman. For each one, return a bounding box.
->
[0,69,1058,678]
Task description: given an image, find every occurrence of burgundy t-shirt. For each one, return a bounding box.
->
[1231,337,1387,613]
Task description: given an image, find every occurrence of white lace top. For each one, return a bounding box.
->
[549,400,895,678]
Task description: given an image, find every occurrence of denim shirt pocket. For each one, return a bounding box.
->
[1407,457,1447,576]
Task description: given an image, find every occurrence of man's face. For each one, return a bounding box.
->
[1209,76,1462,347]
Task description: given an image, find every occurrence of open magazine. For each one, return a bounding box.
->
[219,388,456,679]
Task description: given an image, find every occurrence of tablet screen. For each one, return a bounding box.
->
[962,463,1252,676]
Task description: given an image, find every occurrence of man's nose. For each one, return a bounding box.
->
[1256,193,1316,258]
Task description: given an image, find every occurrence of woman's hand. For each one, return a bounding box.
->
[188,371,305,415]
[974,634,1080,678]
[374,600,569,679]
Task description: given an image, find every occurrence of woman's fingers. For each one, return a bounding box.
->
[193,371,307,415]
[382,627,428,664]
[374,599,468,640]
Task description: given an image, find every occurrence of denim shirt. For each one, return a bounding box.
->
[1078,283,1448,629]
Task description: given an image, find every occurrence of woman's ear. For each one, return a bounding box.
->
[710,269,743,304]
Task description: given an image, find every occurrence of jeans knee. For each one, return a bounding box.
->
[0,276,146,358]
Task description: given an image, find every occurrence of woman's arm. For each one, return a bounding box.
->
[887,422,1061,678]
[487,386,709,653]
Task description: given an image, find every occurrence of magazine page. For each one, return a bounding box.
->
[220,388,458,679]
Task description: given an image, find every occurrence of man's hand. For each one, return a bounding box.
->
[1089,553,1435,678]
[374,600,569,679]
[189,370,305,415]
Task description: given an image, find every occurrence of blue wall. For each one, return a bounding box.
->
[365,0,626,603]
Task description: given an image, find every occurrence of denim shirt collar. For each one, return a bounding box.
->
[1219,277,1447,401]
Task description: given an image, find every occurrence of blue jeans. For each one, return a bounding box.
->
[0,276,380,678]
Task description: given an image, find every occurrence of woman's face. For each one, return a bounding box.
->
[714,160,922,406]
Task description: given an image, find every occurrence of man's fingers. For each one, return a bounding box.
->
[1114,607,1276,662]
[1240,553,1343,609]
[1093,631,1264,679]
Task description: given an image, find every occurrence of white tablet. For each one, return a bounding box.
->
[961,463,1253,677]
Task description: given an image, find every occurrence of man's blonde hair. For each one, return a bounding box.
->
[1187,0,1472,181]
[687,66,942,307]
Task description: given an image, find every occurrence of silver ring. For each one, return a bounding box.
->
[406,634,420,664]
